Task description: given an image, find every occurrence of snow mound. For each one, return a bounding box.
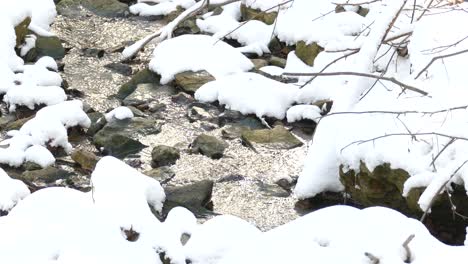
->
[195,72,298,119]
[105,106,134,121]
[0,157,171,263]
[0,100,90,167]
[150,34,254,84]
[0,168,30,212]
[196,8,273,56]
[219,206,467,264]
[275,0,365,46]
[286,105,322,123]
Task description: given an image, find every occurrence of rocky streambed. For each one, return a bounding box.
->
[3,0,467,245]
[0,1,321,231]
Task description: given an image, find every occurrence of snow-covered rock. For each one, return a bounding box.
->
[0,168,30,212]
[150,34,254,84]
[195,72,298,119]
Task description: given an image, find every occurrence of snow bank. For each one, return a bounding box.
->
[195,72,298,119]
[0,168,30,212]
[274,0,365,46]
[294,1,468,213]
[218,206,468,264]
[0,157,170,264]
[150,34,254,84]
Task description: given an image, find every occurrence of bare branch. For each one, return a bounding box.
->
[364,252,380,264]
[402,234,415,263]
[420,159,468,222]
[340,132,468,153]
[299,50,359,89]
[429,138,456,168]
[283,71,428,96]
[414,48,468,79]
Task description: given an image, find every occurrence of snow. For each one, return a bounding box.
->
[286,105,322,123]
[0,168,30,212]
[0,157,170,264]
[195,72,298,119]
[105,106,135,121]
[1,157,468,263]
[0,100,90,167]
[2,0,468,262]
[196,9,273,55]
[218,206,468,264]
[150,34,254,84]
[24,145,56,168]
[130,0,196,17]
[242,0,291,12]
[294,0,468,212]
[274,0,365,46]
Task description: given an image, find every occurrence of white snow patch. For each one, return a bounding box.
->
[286,105,322,123]
[150,34,254,84]
[0,168,30,212]
[24,145,55,168]
[195,72,298,119]
[105,106,135,121]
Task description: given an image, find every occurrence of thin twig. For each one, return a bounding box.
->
[340,132,468,153]
[402,234,415,263]
[283,71,428,96]
[215,0,294,44]
[414,48,468,79]
[420,159,468,222]
[300,50,359,89]
[429,138,456,168]
[364,252,380,264]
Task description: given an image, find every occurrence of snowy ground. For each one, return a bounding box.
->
[1,0,468,263]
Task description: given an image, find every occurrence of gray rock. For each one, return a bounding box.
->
[86,112,107,136]
[123,83,175,106]
[191,134,228,159]
[186,103,219,123]
[117,68,161,100]
[26,36,66,61]
[71,149,99,171]
[22,161,42,171]
[162,180,214,217]
[21,167,73,184]
[151,145,180,168]
[93,118,161,158]
[241,126,303,149]
[174,70,215,93]
[104,62,132,76]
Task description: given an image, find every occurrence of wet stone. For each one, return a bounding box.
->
[191,134,228,159]
[151,145,181,168]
